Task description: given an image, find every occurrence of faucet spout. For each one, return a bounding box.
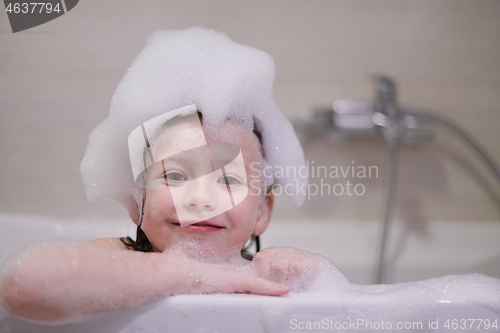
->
[373,75,398,118]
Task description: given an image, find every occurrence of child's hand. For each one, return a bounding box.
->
[245,247,333,292]
[192,265,291,296]
[168,255,290,297]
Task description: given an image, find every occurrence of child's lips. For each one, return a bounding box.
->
[172,220,225,232]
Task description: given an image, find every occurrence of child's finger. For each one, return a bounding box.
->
[234,276,290,296]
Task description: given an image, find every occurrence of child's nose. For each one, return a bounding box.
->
[183,177,217,212]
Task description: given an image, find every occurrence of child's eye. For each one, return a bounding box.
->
[165,172,187,183]
[218,176,241,186]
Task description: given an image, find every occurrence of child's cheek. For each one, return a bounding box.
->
[146,189,175,218]
[233,194,260,225]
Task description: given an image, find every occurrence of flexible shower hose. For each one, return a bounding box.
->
[375,110,500,284]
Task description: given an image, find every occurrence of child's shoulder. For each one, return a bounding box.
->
[87,237,131,251]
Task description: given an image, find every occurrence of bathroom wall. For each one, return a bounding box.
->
[1,0,499,226]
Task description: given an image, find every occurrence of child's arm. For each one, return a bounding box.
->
[0,241,289,324]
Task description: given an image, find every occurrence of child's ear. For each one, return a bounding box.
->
[253,192,274,236]
[129,206,141,226]
[126,194,142,226]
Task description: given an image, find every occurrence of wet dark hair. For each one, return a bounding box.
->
[120,112,265,259]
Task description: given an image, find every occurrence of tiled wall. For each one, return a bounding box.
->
[1,0,499,224]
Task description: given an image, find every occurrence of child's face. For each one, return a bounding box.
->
[138,116,272,260]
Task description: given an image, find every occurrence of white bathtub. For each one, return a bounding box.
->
[1,213,499,332]
[3,293,500,333]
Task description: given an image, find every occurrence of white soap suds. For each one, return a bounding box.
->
[80,27,307,215]
[258,263,500,333]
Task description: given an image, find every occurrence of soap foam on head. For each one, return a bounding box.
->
[80,27,307,215]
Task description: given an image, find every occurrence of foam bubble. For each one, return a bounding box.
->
[258,254,500,331]
[80,28,307,215]
[417,273,500,311]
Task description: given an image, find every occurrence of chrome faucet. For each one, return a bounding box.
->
[293,75,500,283]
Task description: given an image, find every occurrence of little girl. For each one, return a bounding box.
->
[0,28,339,324]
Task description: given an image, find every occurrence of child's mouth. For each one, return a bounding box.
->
[173,221,225,232]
